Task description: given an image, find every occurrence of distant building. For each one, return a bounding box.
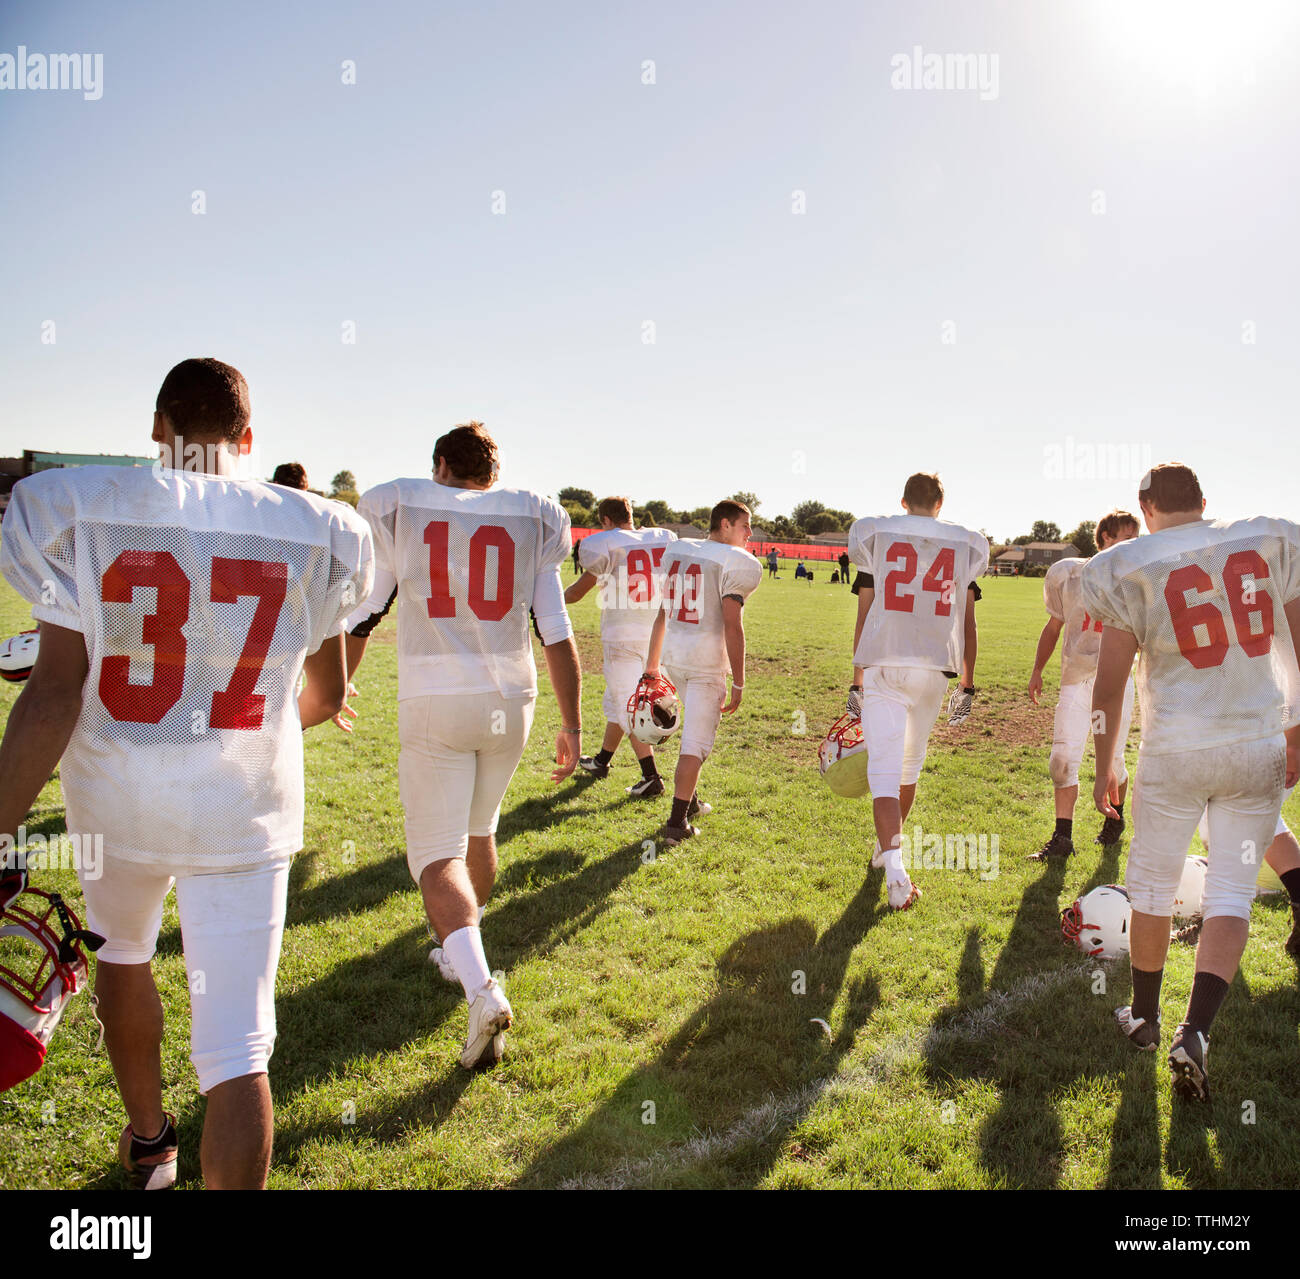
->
[991,541,1075,575]
[1,450,155,515]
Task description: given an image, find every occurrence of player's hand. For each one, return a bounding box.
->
[1028,670,1043,705]
[947,686,974,726]
[721,683,743,714]
[846,685,862,718]
[332,682,359,733]
[552,729,580,782]
[1094,769,1121,820]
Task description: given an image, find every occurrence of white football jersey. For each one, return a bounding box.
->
[0,466,374,868]
[1079,517,1300,755]
[849,514,989,675]
[578,525,678,646]
[347,479,571,699]
[661,539,763,678]
[1043,557,1104,686]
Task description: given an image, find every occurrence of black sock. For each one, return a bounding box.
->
[639,755,658,781]
[1280,868,1300,904]
[1054,817,1073,840]
[594,748,613,767]
[1130,966,1164,1025]
[130,1116,174,1159]
[1184,972,1231,1036]
[1113,802,1124,820]
[670,796,690,827]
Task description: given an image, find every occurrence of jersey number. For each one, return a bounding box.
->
[882,542,955,616]
[626,546,666,603]
[1164,552,1273,670]
[99,551,288,728]
[664,559,702,624]
[425,521,515,622]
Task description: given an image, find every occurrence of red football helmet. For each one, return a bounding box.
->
[0,630,38,682]
[626,673,680,745]
[0,868,104,1093]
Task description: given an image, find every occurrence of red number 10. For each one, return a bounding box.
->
[425,521,516,622]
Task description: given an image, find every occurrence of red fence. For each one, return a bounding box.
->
[568,526,849,564]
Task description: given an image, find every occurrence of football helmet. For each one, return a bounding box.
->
[0,868,104,1093]
[1173,855,1208,920]
[1061,884,1131,959]
[0,630,38,682]
[627,674,680,745]
[818,713,870,798]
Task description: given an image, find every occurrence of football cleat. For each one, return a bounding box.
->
[1095,815,1126,847]
[686,796,712,820]
[1061,884,1131,959]
[1115,1005,1161,1051]
[1286,903,1300,960]
[459,978,512,1071]
[818,714,869,798]
[946,686,975,726]
[118,1113,179,1190]
[658,821,699,847]
[627,674,680,746]
[1168,1024,1210,1102]
[1028,832,1074,862]
[577,756,610,779]
[887,878,921,912]
[0,630,38,683]
[0,868,104,1094]
[427,945,458,984]
[626,775,665,799]
[1171,917,1203,946]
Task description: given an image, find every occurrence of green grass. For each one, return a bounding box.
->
[2,566,1298,1189]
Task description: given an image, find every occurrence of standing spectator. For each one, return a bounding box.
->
[572,540,581,575]
[838,550,850,587]
[767,548,779,579]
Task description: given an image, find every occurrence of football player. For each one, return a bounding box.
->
[1084,463,1300,1101]
[564,497,676,796]
[642,500,762,846]
[0,358,374,1189]
[343,422,580,1070]
[1027,510,1140,860]
[845,473,990,911]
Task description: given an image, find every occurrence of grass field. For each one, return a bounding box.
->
[2,561,1298,1190]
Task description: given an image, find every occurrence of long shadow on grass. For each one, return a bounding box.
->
[514,873,888,1188]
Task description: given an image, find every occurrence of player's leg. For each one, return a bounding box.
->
[887,669,949,908]
[1033,681,1089,860]
[78,857,178,1188]
[661,673,723,844]
[861,668,913,907]
[1175,739,1288,1099]
[178,856,290,1189]
[1117,749,1206,1052]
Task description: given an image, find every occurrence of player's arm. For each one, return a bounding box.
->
[644,604,667,677]
[721,596,745,713]
[1091,625,1138,818]
[564,571,598,606]
[532,561,582,781]
[1028,616,1064,705]
[960,586,979,688]
[299,633,348,730]
[0,623,89,840]
[1285,596,1300,787]
[851,583,873,689]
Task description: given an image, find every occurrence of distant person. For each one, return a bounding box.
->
[573,540,581,575]
[271,462,308,490]
[795,560,812,583]
[838,550,850,587]
[767,549,779,579]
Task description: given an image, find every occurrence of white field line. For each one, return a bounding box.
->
[558,962,1092,1190]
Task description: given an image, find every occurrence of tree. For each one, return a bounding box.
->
[728,491,761,514]
[559,487,595,509]
[634,505,657,527]
[330,470,357,497]
[642,499,673,525]
[561,500,595,528]
[1067,520,1097,557]
[769,514,798,539]
[791,500,826,532]
[1030,520,1062,543]
[804,511,842,536]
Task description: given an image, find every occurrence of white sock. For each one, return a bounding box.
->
[444,926,492,1001]
[883,837,907,886]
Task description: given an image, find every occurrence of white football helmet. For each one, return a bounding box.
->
[0,868,104,1093]
[1061,884,1132,959]
[0,630,38,682]
[626,674,680,745]
[1173,855,1208,920]
[818,713,869,799]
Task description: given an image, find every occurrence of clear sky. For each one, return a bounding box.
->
[2,0,1297,541]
